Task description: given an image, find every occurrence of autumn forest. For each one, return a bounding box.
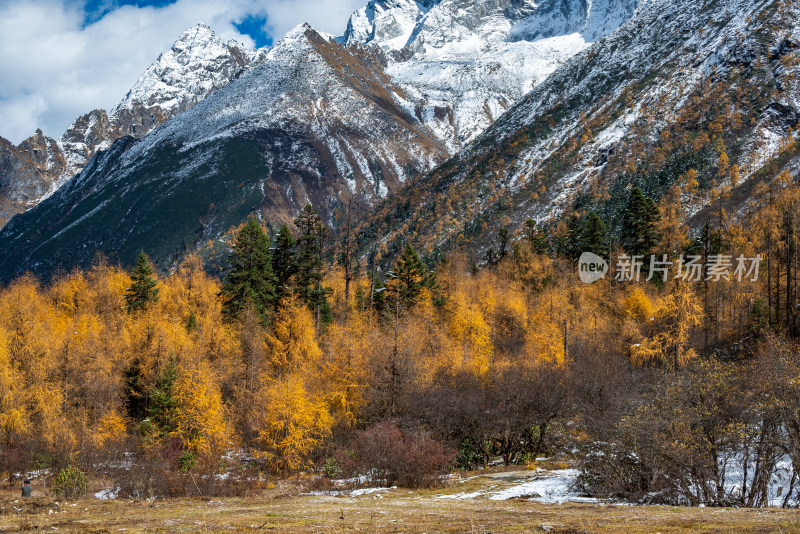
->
[2,169,800,507]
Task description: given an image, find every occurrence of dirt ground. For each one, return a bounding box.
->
[2,471,800,533]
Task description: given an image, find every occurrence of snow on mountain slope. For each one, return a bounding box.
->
[129,23,445,193]
[0,23,265,228]
[354,0,798,262]
[0,25,449,279]
[113,23,266,119]
[343,0,641,148]
[1,0,641,230]
[0,130,66,218]
[59,23,267,179]
[0,0,647,275]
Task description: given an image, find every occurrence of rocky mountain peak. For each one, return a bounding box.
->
[340,0,640,151]
[57,23,267,179]
[0,22,267,228]
[113,23,265,114]
[173,22,215,47]
[344,0,436,51]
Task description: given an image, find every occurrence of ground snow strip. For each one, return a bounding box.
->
[438,469,597,504]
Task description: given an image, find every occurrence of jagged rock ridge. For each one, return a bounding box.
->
[343,0,641,150]
[0,23,265,227]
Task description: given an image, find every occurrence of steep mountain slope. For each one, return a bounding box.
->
[0,0,647,280]
[0,25,449,280]
[0,24,264,227]
[344,0,640,149]
[355,0,799,264]
[0,1,639,231]
[61,23,266,179]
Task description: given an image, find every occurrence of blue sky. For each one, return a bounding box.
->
[82,0,273,46]
[233,13,273,48]
[0,0,364,143]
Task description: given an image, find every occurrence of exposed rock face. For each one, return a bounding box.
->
[0,131,66,227]
[343,0,641,149]
[61,23,267,177]
[0,23,265,227]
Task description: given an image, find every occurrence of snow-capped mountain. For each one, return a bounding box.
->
[0,0,647,277]
[343,0,641,149]
[6,0,791,281]
[0,23,264,227]
[356,0,799,261]
[0,0,641,231]
[0,24,450,278]
[0,130,66,219]
[60,23,266,180]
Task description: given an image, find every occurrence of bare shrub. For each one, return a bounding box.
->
[408,365,569,466]
[355,421,454,488]
[109,442,260,499]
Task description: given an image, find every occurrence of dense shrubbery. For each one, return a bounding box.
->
[54,466,88,499]
[579,336,800,506]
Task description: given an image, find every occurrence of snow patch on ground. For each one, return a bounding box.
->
[438,469,597,504]
[722,455,799,507]
[94,488,119,500]
[304,485,396,497]
[488,469,595,503]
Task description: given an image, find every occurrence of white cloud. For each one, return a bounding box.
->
[0,0,365,145]
[261,0,364,39]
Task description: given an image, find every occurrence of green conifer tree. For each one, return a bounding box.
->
[294,205,331,323]
[621,187,661,256]
[125,250,160,313]
[579,211,609,257]
[271,224,297,309]
[386,244,438,309]
[145,358,179,438]
[523,219,550,254]
[221,217,276,321]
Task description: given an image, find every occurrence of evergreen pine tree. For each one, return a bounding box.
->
[271,224,297,310]
[563,214,584,259]
[145,358,179,438]
[294,205,331,323]
[124,360,148,421]
[497,228,510,260]
[484,227,511,267]
[125,250,160,313]
[579,211,609,257]
[386,244,437,309]
[621,187,661,256]
[185,311,198,332]
[221,217,276,321]
[523,219,550,254]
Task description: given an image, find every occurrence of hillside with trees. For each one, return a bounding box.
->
[2,188,800,506]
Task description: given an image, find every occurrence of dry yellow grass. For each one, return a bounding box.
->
[2,472,800,533]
